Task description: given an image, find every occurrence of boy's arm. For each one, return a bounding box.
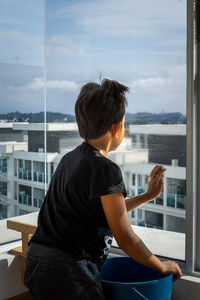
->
[101,192,182,280]
[125,165,166,212]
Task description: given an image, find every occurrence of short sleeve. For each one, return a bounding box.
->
[90,163,127,199]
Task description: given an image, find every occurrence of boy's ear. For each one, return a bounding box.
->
[110,122,121,137]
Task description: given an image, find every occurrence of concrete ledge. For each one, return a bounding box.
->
[0,253,28,299]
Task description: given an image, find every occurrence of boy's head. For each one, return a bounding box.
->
[75,78,129,140]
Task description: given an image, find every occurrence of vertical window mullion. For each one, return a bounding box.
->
[186,0,195,274]
[194,0,200,272]
[186,0,200,275]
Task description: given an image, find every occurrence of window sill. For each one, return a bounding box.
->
[111,225,185,261]
[1,212,185,259]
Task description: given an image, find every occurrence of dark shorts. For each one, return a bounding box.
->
[24,243,105,300]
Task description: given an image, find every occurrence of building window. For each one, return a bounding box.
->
[33,188,45,208]
[51,163,54,178]
[156,192,164,206]
[145,211,163,230]
[33,162,45,183]
[0,181,7,197]
[19,209,30,216]
[18,159,32,181]
[19,185,32,206]
[14,159,17,177]
[132,174,136,186]
[166,215,185,234]
[0,158,7,173]
[167,178,186,209]
[14,183,17,200]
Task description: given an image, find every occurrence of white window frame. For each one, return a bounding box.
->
[186,0,200,276]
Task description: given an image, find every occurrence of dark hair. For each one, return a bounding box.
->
[75,78,129,139]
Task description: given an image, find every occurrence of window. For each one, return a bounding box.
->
[33,188,45,208]
[0,158,7,174]
[0,1,187,233]
[14,159,17,177]
[155,193,164,206]
[0,181,7,197]
[2,0,200,278]
[0,0,44,220]
[132,174,136,186]
[167,178,186,209]
[145,211,163,230]
[166,215,185,233]
[18,185,32,206]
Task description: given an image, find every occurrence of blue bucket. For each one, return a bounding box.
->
[100,256,173,300]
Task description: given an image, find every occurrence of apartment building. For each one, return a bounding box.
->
[0,122,187,234]
[0,122,81,219]
[0,141,28,218]
[124,124,186,233]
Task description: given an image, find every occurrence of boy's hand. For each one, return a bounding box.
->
[162,261,182,281]
[146,165,166,201]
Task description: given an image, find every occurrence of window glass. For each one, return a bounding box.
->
[145,211,164,230]
[0,0,186,257]
[45,0,186,242]
[0,0,44,220]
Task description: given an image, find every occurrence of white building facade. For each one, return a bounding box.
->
[0,123,187,234]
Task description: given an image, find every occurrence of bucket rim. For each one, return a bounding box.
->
[101,273,173,287]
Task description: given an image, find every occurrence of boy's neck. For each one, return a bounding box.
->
[85,135,111,157]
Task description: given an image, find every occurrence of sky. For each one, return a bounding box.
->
[0,0,186,114]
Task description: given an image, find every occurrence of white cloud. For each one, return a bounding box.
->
[127,64,186,113]
[0,28,43,65]
[58,0,186,38]
[46,35,85,58]
[133,77,166,91]
[7,77,79,92]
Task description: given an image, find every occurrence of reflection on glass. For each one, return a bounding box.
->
[156,193,163,205]
[0,0,44,219]
[167,193,175,208]
[177,195,186,209]
[145,211,163,230]
[0,0,186,252]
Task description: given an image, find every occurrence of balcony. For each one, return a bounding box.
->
[18,169,32,181]
[33,197,43,208]
[18,193,32,206]
[167,193,186,210]
[33,171,47,184]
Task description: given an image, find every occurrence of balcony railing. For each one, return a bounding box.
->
[18,168,32,180]
[167,193,186,209]
[0,159,7,174]
[19,192,32,206]
[33,197,43,208]
[33,171,48,183]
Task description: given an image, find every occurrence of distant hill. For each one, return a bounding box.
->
[125,112,186,124]
[0,111,76,123]
[0,111,186,124]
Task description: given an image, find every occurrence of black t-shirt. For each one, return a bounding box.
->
[30,142,127,265]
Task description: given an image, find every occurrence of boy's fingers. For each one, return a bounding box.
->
[153,168,166,184]
[150,165,162,177]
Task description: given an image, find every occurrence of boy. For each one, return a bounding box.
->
[24,79,182,300]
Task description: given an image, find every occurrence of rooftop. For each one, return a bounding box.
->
[129,124,186,136]
[13,122,78,132]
